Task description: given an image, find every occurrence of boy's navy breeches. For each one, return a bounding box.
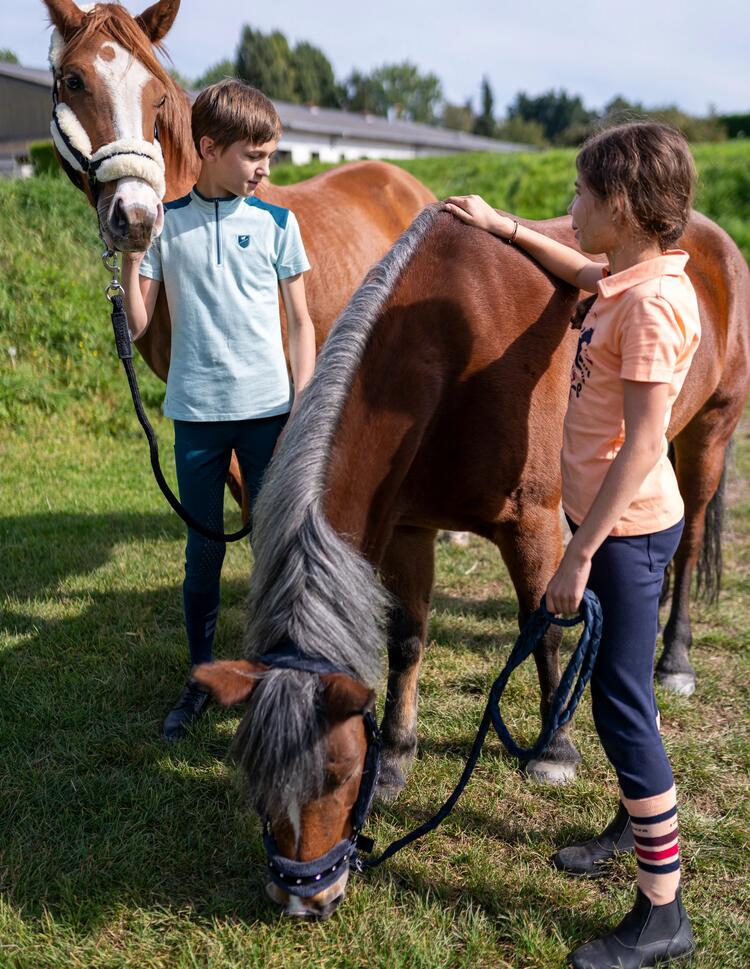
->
[173,414,287,664]
[568,517,684,799]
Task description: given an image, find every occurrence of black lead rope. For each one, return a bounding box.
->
[110,294,253,543]
[359,590,603,871]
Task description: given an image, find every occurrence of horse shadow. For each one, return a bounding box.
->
[0,510,282,927]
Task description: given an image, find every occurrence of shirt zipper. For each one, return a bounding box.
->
[214,200,222,266]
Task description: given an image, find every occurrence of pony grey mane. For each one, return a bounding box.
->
[233,203,443,814]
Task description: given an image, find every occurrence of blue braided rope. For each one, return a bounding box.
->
[489,588,603,761]
[361,589,602,870]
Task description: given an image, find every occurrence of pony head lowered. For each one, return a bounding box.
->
[43,0,195,250]
[191,213,444,918]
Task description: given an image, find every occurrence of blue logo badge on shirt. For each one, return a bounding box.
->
[238,234,250,249]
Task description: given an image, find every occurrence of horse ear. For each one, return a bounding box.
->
[136,0,181,43]
[192,659,264,705]
[322,673,375,722]
[43,0,87,40]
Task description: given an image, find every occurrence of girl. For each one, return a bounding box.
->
[445,122,700,969]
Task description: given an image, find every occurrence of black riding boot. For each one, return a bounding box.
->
[553,802,635,877]
[162,678,211,741]
[569,887,694,968]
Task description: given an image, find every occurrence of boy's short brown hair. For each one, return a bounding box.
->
[191,79,282,158]
[576,122,697,250]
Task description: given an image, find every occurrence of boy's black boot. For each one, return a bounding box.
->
[569,888,694,969]
[553,802,635,877]
[162,678,211,741]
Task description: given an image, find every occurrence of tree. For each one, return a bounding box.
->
[168,67,194,90]
[235,26,297,102]
[0,49,19,64]
[292,42,337,107]
[442,100,475,133]
[340,62,443,123]
[195,59,237,89]
[473,77,496,137]
[508,89,595,143]
[495,115,546,147]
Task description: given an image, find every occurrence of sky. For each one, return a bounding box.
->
[5,0,749,116]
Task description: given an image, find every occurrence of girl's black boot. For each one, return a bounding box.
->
[569,888,694,969]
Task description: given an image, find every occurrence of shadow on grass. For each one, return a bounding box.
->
[0,511,185,600]
[0,510,282,928]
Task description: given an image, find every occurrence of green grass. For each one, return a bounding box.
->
[1,406,749,967]
[1,147,749,966]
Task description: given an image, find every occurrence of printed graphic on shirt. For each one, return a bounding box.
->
[238,234,250,249]
[571,325,594,399]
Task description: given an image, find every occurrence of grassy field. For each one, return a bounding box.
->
[1,147,749,966]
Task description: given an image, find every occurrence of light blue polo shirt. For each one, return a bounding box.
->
[139,187,310,421]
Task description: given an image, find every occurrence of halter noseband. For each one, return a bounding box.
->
[50,76,166,204]
[257,640,381,898]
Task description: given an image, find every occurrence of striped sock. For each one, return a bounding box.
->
[621,785,680,905]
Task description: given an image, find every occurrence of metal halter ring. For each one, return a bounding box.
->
[102,248,125,302]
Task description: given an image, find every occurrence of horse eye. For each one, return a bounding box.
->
[64,75,83,92]
[156,95,167,109]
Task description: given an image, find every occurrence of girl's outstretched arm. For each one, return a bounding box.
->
[444,194,605,293]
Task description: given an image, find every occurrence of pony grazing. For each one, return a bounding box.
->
[197,204,750,917]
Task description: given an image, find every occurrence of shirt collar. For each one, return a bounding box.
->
[190,185,244,212]
[597,250,690,299]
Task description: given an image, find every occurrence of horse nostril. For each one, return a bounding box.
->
[111,197,128,236]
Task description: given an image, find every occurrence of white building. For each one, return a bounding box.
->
[0,61,532,172]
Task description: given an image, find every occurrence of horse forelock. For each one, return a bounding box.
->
[55,3,194,182]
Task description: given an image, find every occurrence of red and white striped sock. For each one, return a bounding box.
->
[621,785,680,905]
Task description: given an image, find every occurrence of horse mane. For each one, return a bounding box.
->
[232,204,443,816]
[59,2,196,185]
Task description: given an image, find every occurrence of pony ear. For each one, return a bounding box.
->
[192,659,265,705]
[322,673,375,722]
[43,0,87,40]
[136,0,181,43]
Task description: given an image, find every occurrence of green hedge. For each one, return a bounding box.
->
[2,142,749,429]
[29,140,61,177]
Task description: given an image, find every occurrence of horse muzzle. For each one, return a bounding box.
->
[100,178,164,252]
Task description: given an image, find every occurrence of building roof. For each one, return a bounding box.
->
[0,61,531,154]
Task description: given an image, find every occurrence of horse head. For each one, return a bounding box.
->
[42,0,193,251]
[194,658,377,920]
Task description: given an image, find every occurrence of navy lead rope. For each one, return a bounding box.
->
[361,589,603,870]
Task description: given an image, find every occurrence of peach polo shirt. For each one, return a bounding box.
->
[562,250,701,536]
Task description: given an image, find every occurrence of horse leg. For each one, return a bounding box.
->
[376,525,437,803]
[657,410,734,694]
[494,507,581,784]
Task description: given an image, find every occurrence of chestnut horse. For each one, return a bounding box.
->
[196,205,749,917]
[42,0,435,504]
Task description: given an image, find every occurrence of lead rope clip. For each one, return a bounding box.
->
[102,248,125,301]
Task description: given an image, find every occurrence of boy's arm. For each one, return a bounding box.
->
[280,272,316,416]
[444,195,605,293]
[123,252,161,340]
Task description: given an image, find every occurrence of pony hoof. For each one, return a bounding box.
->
[438,530,471,547]
[525,758,577,785]
[656,671,696,696]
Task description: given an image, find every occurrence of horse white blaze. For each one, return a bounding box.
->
[96,41,163,235]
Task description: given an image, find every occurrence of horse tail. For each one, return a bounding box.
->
[695,441,731,605]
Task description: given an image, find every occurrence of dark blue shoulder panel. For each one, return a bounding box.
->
[245,196,290,229]
[164,193,192,211]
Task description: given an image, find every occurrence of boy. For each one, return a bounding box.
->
[123,79,316,740]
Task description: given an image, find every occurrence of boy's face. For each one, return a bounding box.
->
[200,137,278,197]
[568,176,619,254]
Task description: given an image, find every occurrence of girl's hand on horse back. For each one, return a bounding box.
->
[544,545,592,617]
[444,195,509,236]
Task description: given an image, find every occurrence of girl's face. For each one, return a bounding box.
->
[568,176,619,254]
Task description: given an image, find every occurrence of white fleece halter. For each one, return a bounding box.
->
[48,3,166,200]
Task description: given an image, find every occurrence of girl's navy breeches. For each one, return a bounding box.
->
[569,517,684,799]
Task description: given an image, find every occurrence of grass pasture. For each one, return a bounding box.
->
[1,147,750,966]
